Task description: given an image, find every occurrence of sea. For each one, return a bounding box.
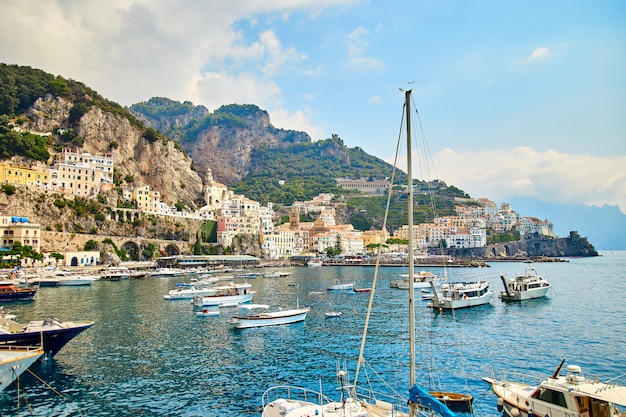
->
[0,251,624,416]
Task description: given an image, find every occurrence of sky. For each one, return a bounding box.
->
[1,0,625,214]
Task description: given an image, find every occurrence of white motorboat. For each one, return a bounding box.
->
[229,304,309,329]
[193,282,256,307]
[164,280,219,300]
[499,267,551,301]
[325,311,342,318]
[391,270,438,289]
[46,271,98,286]
[428,280,495,309]
[148,268,186,278]
[307,259,322,267]
[483,360,626,417]
[327,280,355,291]
[100,266,131,281]
[0,345,43,392]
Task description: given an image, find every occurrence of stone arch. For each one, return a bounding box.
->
[71,256,79,266]
[164,243,180,256]
[121,241,140,261]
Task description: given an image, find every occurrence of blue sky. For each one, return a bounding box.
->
[1,0,624,214]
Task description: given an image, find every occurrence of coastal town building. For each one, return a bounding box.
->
[0,215,41,253]
[0,163,50,188]
[336,178,390,194]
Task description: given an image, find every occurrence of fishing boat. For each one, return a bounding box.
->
[428,280,495,309]
[262,90,461,417]
[0,315,95,357]
[483,359,626,417]
[192,282,256,307]
[229,304,309,329]
[0,282,38,301]
[499,267,551,301]
[0,345,43,392]
[327,280,355,291]
[390,270,438,289]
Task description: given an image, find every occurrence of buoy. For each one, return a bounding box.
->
[511,407,520,417]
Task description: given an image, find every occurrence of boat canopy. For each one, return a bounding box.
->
[409,384,456,417]
[11,216,29,223]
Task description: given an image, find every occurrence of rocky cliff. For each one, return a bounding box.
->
[25,95,203,209]
[130,99,311,185]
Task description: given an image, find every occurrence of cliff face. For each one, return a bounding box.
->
[25,95,203,208]
[131,100,311,185]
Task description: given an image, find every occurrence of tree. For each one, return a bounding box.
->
[50,252,64,266]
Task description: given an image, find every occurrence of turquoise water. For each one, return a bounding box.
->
[0,251,624,416]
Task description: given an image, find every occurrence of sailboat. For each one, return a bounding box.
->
[261,90,461,417]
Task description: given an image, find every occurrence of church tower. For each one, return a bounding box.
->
[290,206,300,229]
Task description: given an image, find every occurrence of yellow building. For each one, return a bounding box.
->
[0,215,41,253]
[0,164,49,187]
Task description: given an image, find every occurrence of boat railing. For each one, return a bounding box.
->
[487,368,545,386]
[261,385,334,409]
[351,384,412,415]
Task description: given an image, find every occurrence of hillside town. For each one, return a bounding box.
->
[1,148,556,263]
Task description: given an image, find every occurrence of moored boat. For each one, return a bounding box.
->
[499,267,551,301]
[0,282,38,301]
[100,266,131,281]
[483,359,626,417]
[428,280,495,309]
[391,270,438,289]
[327,280,355,291]
[0,345,44,392]
[193,282,256,307]
[0,315,95,356]
[307,259,322,267]
[229,304,309,329]
[44,270,98,286]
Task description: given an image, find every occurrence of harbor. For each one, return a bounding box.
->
[0,251,624,416]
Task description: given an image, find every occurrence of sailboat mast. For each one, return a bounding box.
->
[405,89,417,416]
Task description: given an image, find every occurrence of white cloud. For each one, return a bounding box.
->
[427,147,626,214]
[345,25,384,70]
[524,46,551,64]
[270,106,325,140]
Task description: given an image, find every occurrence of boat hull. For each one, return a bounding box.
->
[197,293,255,307]
[0,289,37,301]
[0,322,95,357]
[0,347,43,392]
[230,309,309,329]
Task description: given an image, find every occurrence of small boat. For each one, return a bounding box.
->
[148,268,186,278]
[195,306,220,317]
[325,311,342,318]
[0,345,44,392]
[353,287,371,293]
[429,391,474,413]
[0,315,95,357]
[164,279,220,300]
[263,271,291,278]
[234,271,262,279]
[499,267,551,301]
[307,259,323,267]
[229,304,309,329]
[327,280,355,291]
[193,282,256,307]
[99,266,131,281]
[391,270,438,289]
[428,280,495,309]
[0,282,38,301]
[483,359,626,417]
